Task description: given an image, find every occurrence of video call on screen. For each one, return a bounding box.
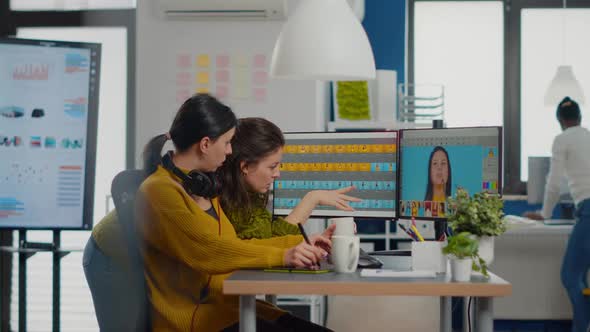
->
[398,127,501,219]
[273,132,398,218]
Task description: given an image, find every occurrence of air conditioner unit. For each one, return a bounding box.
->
[156,0,287,20]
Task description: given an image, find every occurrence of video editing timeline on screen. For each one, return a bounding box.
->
[273,132,398,218]
[398,127,501,219]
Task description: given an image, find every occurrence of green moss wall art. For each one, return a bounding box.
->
[336,81,371,120]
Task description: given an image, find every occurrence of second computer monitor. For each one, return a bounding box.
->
[273,131,398,218]
[398,127,502,219]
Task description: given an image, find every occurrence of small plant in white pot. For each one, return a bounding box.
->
[442,232,488,281]
[446,188,506,265]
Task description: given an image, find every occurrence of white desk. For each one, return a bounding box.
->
[505,220,573,235]
[493,219,575,319]
[224,270,511,332]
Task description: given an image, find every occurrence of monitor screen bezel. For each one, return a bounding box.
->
[272,130,399,220]
[0,37,101,230]
[397,126,503,222]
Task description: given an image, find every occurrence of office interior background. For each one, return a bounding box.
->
[1,0,589,331]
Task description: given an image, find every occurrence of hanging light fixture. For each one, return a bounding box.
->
[270,0,376,81]
[544,0,585,105]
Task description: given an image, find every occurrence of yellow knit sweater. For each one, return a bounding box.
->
[136,166,303,331]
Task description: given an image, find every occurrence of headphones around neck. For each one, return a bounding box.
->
[161,151,221,198]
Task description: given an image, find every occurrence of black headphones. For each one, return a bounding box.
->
[161,151,221,198]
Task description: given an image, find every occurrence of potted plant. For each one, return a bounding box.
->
[446,188,506,265]
[442,232,488,281]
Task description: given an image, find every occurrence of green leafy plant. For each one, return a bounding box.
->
[446,188,506,237]
[442,232,489,277]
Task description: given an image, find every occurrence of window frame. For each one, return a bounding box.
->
[409,0,590,194]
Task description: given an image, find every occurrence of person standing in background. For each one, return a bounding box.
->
[525,97,590,332]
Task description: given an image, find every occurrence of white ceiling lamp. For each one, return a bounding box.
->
[544,66,585,105]
[544,0,585,106]
[270,0,376,81]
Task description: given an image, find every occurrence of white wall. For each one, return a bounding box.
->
[135,0,329,166]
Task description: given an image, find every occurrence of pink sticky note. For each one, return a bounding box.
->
[176,89,191,103]
[176,72,191,86]
[216,55,230,68]
[216,70,230,83]
[216,85,229,99]
[252,71,268,85]
[176,55,191,68]
[253,88,267,103]
[253,54,266,68]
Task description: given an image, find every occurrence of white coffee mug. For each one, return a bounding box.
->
[332,235,360,273]
[329,217,356,236]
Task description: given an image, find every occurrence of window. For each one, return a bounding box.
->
[10,27,128,331]
[520,9,590,181]
[413,1,504,128]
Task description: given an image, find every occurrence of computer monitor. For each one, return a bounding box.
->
[0,37,101,229]
[398,126,502,220]
[273,131,398,218]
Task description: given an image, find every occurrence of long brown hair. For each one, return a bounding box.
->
[219,117,284,213]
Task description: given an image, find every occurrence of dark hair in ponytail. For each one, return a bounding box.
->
[556,96,581,122]
[142,94,238,175]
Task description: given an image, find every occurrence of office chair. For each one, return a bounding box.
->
[110,169,150,331]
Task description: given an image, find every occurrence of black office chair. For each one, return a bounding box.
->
[110,169,150,331]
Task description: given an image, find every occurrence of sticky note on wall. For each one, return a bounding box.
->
[177,54,191,68]
[197,54,210,68]
[216,55,230,68]
[197,72,210,84]
[253,54,266,68]
[216,70,230,83]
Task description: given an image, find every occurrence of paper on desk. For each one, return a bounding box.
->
[360,269,436,278]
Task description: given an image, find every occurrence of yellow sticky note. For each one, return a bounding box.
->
[196,87,209,94]
[197,72,209,85]
[234,54,248,68]
[197,54,210,68]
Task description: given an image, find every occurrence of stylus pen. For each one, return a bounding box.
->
[298,223,312,244]
[298,223,322,269]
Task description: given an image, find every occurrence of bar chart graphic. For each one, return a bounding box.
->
[0,197,25,218]
[57,165,82,207]
[12,63,49,80]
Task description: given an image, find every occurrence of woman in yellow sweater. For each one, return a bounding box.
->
[136,94,333,331]
[219,117,360,240]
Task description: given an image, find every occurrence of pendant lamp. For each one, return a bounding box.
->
[544,0,585,105]
[270,0,376,81]
[544,65,585,105]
